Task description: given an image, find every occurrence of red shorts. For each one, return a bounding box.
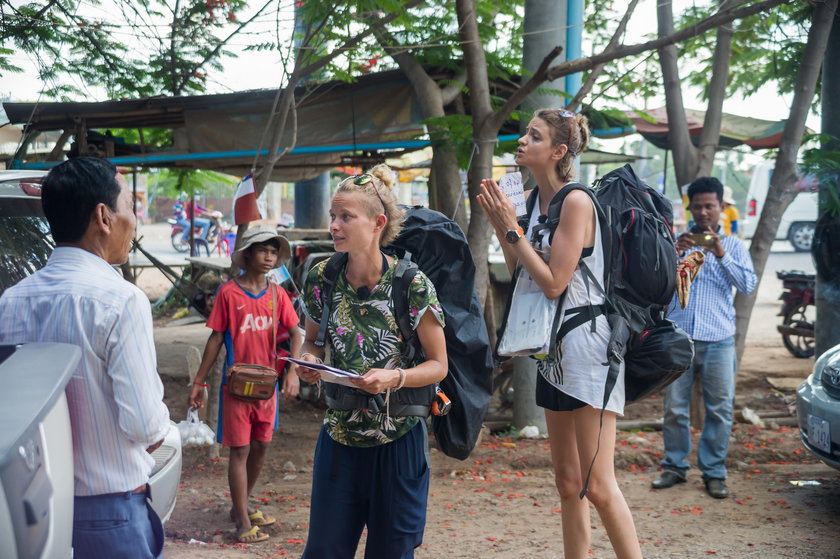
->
[221,386,277,447]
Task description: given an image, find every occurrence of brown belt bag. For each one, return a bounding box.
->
[227,363,278,400]
[226,284,280,401]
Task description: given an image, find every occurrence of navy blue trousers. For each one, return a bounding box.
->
[73,488,164,559]
[302,421,430,559]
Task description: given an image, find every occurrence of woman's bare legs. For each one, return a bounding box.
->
[573,406,642,559]
[545,409,591,558]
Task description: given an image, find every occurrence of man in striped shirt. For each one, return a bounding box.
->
[0,158,171,558]
[651,176,757,500]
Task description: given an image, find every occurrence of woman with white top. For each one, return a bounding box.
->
[477,109,642,559]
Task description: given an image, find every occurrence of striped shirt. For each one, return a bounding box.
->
[667,229,758,342]
[0,247,170,496]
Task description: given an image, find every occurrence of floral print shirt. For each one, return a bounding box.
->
[303,257,445,447]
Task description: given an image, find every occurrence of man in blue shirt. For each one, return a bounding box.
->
[651,176,757,499]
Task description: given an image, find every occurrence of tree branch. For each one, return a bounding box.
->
[176,0,274,95]
[254,0,426,190]
[490,44,562,131]
[492,0,784,133]
[567,0,641,112]
[697,0,735,175]
[440,73,467,106]
[53,2,125,78]
[295,0,425,81]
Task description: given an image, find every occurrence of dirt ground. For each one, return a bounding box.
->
[140,267,840,559]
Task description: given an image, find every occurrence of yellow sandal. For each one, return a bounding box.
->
[249,510,276,527]
[237,525,269,543]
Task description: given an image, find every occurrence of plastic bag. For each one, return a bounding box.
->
[176,408,216,446]
[497,268,558,357]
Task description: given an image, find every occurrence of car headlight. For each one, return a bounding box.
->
[820,353,840,399]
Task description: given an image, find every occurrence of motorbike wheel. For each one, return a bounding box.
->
[171,231,190,253]
[781,303,815,358]
[215,236,231,257]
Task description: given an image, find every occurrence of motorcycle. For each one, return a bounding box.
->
[167,202,231,256]
[776,269,815,358]
[167,201,192,253]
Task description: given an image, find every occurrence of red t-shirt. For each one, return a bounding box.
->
[207,280,299,372]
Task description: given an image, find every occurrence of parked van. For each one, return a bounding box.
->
[740,161,819,252]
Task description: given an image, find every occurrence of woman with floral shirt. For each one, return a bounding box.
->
[298,164,447,558]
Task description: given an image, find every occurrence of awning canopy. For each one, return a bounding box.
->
[4,70,427,182]
[4,68,644,181]
[626,107,804,151]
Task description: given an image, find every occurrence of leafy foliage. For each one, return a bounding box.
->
[0,0,264,99]
[676,2,814,106]
[146,167,239,199]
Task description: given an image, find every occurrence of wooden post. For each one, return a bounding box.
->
[690,381,704,430]
[204,353,223,460]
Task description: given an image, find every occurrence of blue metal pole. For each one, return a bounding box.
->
[17,140,432,169]
[565,0,584,105]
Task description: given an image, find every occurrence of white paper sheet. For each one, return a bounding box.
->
[280,357,360,387]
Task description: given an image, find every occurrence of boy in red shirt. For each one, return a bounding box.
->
[189,226,301,543]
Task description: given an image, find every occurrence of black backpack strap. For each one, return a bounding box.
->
[314,252,348,348]
[538,182,589,245]
[393,251,420,364]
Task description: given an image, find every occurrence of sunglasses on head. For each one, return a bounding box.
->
[556,109,574,118]
[345,173,386,210]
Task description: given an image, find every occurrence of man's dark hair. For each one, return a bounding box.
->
[687,176,724,204]
[41,157,121,243]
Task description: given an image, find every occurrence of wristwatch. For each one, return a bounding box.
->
[505,227,525,244]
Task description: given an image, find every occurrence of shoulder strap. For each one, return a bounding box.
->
[392,251,420,363]
[518,187,539,231]
[314,252,348,348]
[271,283,278,368]
[538,182,589,244]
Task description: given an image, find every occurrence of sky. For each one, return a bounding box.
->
[0,1,820,147]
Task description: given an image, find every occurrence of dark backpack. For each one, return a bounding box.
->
[315,206,494,460]
[513,164,692,405]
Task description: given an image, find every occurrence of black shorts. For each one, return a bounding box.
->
[535,372,587,411]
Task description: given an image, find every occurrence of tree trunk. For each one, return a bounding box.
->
[816,4,840,358]
[697,1,734,176]
[457,0,495,306]
[429,147,468,229]
[734,0,837,362]
[378,29,468,229]
[657,0,698,186]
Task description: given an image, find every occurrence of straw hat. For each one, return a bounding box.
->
[231,226,291,269]
[723,186,736,206]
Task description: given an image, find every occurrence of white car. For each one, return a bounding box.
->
[740,161,819,252]
[796,344,840,470]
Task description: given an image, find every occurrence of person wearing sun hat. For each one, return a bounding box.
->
[230,226,292,269]
[189,224,300,544]
[720,186,740,236]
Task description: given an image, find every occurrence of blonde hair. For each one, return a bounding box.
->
[335,163,404,246]
[533,109,590,182]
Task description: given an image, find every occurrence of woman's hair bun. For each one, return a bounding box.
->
[369,163,396,190]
